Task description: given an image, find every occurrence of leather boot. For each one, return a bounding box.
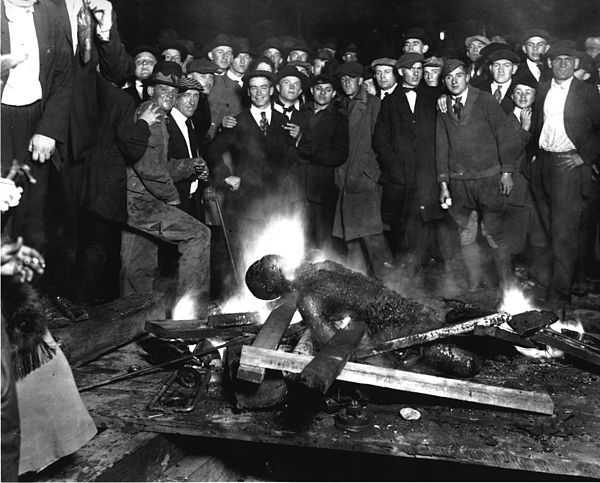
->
[492,245,515,293]
[461,242,484,291]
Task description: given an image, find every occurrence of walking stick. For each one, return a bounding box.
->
[205,187,239,281]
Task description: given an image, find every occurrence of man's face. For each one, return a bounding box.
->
[490,59,517,84]
[423,66,441,86]
[264,48,283,67]
[288,50,309,62]
[209,46,233,70]
[522,37,549,62]
[511,84,536,109]
[342,52,358,63]
[248,76,273,109]
[340,75,362,97]
[187,72,214,95]
[231,52,251,76]
[585,36,600,59]
[175,89,200,117]
[311,83,336,107]
[374,65,396,90]
[548,55,578,81]
[400,62,423,87]
[403,38,428,54]
[162,49,182,65]
[444,67,469,96]
[148,83,179,112]
[134,52,157,80]
[466,40,486,62]
[277,76,302,102]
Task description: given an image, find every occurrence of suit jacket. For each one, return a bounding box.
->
[482,79,515,115]
[0,0,73,147]
[207,108,297,220]
[515,60,552,85]
[533,77,600,168]
[436,86,517,182]
[207,74,243,137]
[373,85,443,221]
[49,0,132,161]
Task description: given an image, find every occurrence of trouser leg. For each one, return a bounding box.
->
[120,228,158,296]
[362,233,393,280]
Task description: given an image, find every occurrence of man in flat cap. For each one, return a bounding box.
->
[286,42,312,64]
[333,62,393,280]
[483,49,521,114]
[121,61,211,311]
[300,74,348,253]
[205,33,234,75]
[403,28,429,55]
[465,34,490,84]
[423,56,443,88]
[260,37,284,73]
[436,58,517,294]
[371,57,398,99]
[186,58,219,152]
[373,53,450,278]
[530,42,600,307]
[516,29,552,82]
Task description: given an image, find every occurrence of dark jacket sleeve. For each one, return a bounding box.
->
[96,10,133,84]
[435,112,450,183]
[116,102,150,165]
[372,99,397,176]
[485,96,517,173]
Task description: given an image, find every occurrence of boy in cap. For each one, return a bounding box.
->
[530,42,600,306]
[516,29,552,82]
[371,57,398,99]
[373,53,449,276]
[333,61,393,280]
[436,58,517,293]
[423,56,443,87]
[121,61,211,309]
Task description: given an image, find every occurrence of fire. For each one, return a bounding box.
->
[172,291,197,320]
[498,286,537,315]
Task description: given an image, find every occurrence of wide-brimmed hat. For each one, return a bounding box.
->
[143,61,185,90]
[243,69,276,87]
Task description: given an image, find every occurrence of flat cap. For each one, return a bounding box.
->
[465,35,490,47]
[287,43,313,57]
[371,57,397,68]
[403,27,428,43]
[397,52,425,68]
[487,49,521,64]
[512,69,538,90]
[424,56,443,67]
[441,58,466,77]
[521,29,551,44]
[179,77,203,92]
[186,58,219,74]
[547,40,577,59]
[335,61,363,78]
[204,33,233,56]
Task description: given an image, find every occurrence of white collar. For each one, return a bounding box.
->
[3,0,34,19]
[171,107,188,125]
[550,76,574,91]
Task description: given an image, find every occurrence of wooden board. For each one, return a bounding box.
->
[53,293,164,367]
[72,341,600,479]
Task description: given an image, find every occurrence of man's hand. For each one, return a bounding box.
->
[1,237,45,283]
[224,175,241,191]
[283,122,302,140]
[0,178,23,212]
[138,103,163,126]
[520,106,532,132]
[439,182,451,205]
[222,115,237,129]
[557,152,584,172]
[437,94,448,113]
[28,134,56,163]
[193,158,209,181]
[87,0,113,34]
[500,172,513,196]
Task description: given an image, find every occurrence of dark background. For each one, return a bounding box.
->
[113,0,600,62]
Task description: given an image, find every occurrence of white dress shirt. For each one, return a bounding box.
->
[490,81,509,102]
[273,99,300,120]
[405,89,417,113]
[526,59,541,82]
[380,83,397,99]
[171,107,193,157]
[539,77,577,152]
[1,1,42,106]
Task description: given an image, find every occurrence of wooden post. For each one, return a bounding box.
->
[240,346,555,415]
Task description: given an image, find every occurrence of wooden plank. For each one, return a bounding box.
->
[145,319,260,339]
[53,293,164,367]
[236,293,297,384]
[33,428,186,482]
[299,319,365,393]
[241,346,555,415]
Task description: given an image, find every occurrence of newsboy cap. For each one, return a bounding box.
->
[403,27,428,43]
[335,62,363,78]
[396,52,425,69]
[424,56,443,67]
[521,29,551,44]
[511,69,538,90]
[465,35,490,47]
[186,58,219,74]
[371,57,397,68]
[179,77,203,92]
[441,58,466,77]
[547,40,577,60]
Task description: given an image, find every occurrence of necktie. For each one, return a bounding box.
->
[186,118,199,157]
[259,111,268,136]
[493,85,502,103]
[383,91,389,99]
[77,2,93,64]
[453,98,463,120]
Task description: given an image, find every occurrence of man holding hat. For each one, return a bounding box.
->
[403,28,429,55]
[436,58,517,294]
[333,61,393,280]
[530,41,600,306]
[371,57,398,99]
[121,61,211,310]
[483,49,521,114]
[516,29,552,82]
[373,53,448,275]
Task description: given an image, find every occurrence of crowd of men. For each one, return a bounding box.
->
[1,0,600,478]
[2,1,600,315]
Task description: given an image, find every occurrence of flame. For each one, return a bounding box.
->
[498,286,537,315]
[172,291,197,320]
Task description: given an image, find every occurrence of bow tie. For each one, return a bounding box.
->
[276,101,295,113]
[400,87,416,94]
